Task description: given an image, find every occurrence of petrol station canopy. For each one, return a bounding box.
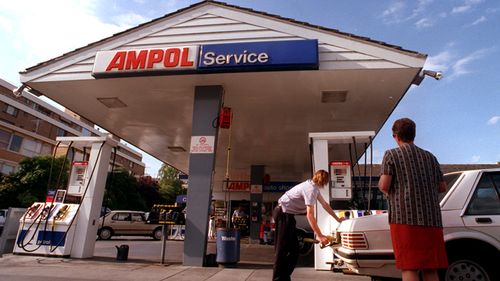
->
[18,1,427,182]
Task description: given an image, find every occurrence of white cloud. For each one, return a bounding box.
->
[451,0,484,14]
[469,16,486,26]
[112,12,148,27]
[424,50,453,72]
[415,18,434,28]
[449,48,489,79]
[471,155,481,163]
[452,5,471,14]
[381,2,406,23]
[0,0,130,84]
[488,116,500,125]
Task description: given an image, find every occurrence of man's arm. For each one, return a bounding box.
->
[317,194,343,223]
[378,175,392,196]
[305,204,329,245]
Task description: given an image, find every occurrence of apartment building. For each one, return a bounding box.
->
[0,78,145,176]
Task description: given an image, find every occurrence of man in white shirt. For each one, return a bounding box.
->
[272,170,342,281]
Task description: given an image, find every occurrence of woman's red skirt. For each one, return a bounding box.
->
[390,224,448,270]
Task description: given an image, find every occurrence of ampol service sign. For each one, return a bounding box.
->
[92,40,318,77]
[92,45,199,77]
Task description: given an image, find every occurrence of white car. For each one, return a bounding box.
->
[333,169,500,281]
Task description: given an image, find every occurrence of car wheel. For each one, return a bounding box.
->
[443,254,494,281]
[296,229,314,256]
[98,227,113,240]
[153,227,163,240]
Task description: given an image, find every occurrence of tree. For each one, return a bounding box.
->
[157,164,186,204]
[137,176,161,210]
[102,169,146,211]
[0,156,69,208]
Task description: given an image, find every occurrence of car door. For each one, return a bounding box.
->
[130,212,149,235]
[462,171,500,240]
[111,212,133,235]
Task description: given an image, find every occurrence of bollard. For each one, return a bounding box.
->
[115,244,129,261]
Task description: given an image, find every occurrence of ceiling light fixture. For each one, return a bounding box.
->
[97,97,127,108]
[321,90,348,103]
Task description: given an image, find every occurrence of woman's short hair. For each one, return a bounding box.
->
[312,169,329,186]
[392,118,416,142]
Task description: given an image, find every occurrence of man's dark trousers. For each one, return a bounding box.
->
[272,206,299,281]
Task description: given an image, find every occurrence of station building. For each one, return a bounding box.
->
[13,0,447,268]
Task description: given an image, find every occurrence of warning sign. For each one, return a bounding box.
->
[190,136,215,154]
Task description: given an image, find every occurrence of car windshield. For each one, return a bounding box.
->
[439,172,463,202]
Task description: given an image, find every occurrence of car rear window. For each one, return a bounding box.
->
[439,173,463,202]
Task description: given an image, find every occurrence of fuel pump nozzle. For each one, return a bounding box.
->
[303,235,337,249]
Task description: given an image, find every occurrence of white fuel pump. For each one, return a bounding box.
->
[309,131,375,270]
[14,136,116,258]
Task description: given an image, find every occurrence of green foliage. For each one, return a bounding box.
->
[157,164,186,204]
[0,156,69,208]
[102,169,146,211]
[0,155,166,212]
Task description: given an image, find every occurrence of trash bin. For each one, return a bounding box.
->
[115,244,129,261]
[216,228,240,266]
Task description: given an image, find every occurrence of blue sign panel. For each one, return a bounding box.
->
[198,40,318,71]
[37,230,66,246]
[176,194,187,204]
[263,182,298,192]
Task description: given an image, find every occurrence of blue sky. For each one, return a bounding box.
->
[0,0,499,176]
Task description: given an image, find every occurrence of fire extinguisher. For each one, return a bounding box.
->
[219,107,232,129]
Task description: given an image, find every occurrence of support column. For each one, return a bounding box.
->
[311,139,331,270]
[249,165,264,242]
[183,85,223,266]
[71,139,113,258]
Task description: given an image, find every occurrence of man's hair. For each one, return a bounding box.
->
[392,118,416,142]
[312,169,329,186]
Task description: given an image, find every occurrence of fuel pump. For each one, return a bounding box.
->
[329,161,352,200]
[14,139,107,257]
[309,131,375,270]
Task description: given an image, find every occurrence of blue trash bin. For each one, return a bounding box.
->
[216,228,240,265]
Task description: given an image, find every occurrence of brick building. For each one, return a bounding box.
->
[0,78,145,175]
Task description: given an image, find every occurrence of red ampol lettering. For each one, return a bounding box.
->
[125,50,147,70]
[147,49,164,68]
[180,47,194,67]
[164,48,180,67]
[106,51,126,71]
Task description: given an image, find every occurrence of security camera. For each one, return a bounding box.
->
[423,70,443,80]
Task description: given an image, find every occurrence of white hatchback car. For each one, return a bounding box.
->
[333,169,500,281]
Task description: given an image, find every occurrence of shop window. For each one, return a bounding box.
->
[9,135,23,152]
[56,128,66,137]
[34,104,51,116]
[0,129,11,149]
[82,128,92,136]
[0,163,16,175]
[22,139,42,157]
[41,143,53,155]
[4,105,18,117]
